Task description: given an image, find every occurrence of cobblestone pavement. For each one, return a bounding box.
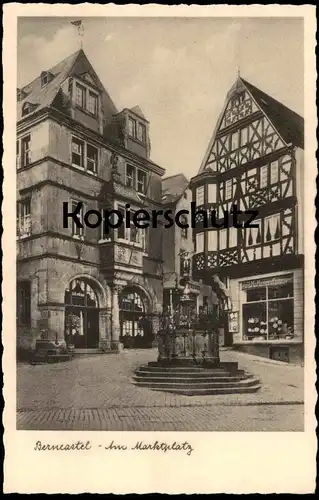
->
[17,349,304,431]
[17,404,303,431]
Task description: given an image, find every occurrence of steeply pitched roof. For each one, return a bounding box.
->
[130,105,147,121]
[162,173,189,204]
[241,77,304,149]
[17,49,118,122]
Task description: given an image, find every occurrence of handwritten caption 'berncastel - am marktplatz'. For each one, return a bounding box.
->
[34,440,194,456]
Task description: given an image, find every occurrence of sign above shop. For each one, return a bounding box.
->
[241,275,293,290]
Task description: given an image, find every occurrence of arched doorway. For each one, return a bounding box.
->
[64,278,100,349]
[119,287,153,348]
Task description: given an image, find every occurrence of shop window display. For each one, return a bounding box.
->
[242,276,294,341]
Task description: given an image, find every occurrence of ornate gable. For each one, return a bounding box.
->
[80,72,98,87]
[220,88,259,129]
[201,78,287,174]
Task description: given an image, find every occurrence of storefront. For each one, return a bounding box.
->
[229,270,303,364]
[241,275,294,342]
[64,279,100,349]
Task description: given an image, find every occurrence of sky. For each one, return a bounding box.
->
[17,17,304,179]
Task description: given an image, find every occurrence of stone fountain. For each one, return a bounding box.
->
[133,254,261,395]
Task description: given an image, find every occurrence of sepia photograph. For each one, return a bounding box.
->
[3,3,316,495]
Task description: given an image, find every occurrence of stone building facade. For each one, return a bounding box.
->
[16,49,165,354]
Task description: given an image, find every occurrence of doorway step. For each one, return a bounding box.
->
[132,363,261,395]
[73,348,112,355]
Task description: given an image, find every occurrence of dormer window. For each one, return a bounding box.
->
[21,102,36,117]
[17,88,27,102]
[128,117,136,137]
[87,91,98,115]
[128,116,147,144]
[137,122,146,143]
[75,83,86,108]
[41,71,54,87]
[41,73,48,87]
[74,80,98,116]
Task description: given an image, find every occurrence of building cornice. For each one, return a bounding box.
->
[17,107,165,177]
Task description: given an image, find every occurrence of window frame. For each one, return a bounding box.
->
[196,232,204,253]
[87,91,98,116]
[17,198,31,238]
[241,275,294,341]
[75,82,86,109]
[196,185,205,206]
[128,117,136,138]
[70,199,85,239]
[136,122,146,144]
[246,218,261,247]
[125,164,148,195]
[116,204,146,250]
[20,135,31,168]
[208,183,217,204]
[264,214,281,243]
[86,143,99,174]
[180,215,188,239]
[71,136,99,175]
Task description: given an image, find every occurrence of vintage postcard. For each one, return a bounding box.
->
[3,3,317,494]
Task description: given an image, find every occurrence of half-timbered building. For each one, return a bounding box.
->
[191,77,304,364]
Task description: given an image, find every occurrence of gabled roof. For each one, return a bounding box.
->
[162,173,189,204]
[17,49,118,122]
[241,77,304,149]
[130,105,148,122]
[198,76,304,174]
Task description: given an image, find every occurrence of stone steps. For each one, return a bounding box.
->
[133,377,260,390]
[132,362,261,395]
[133,373,254,383]
[148,384,262,396]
